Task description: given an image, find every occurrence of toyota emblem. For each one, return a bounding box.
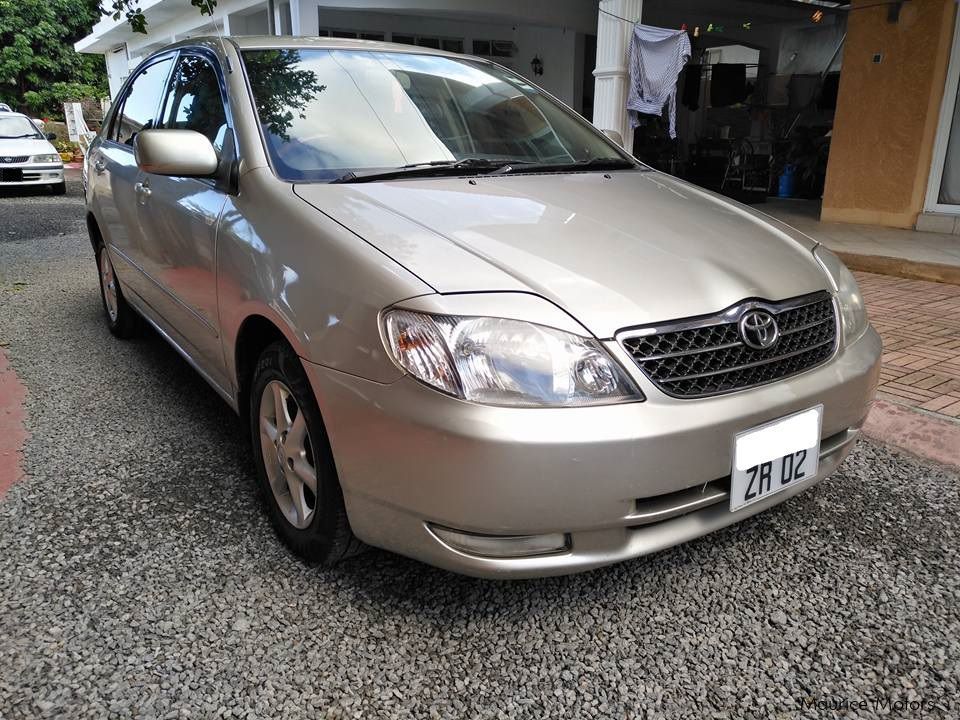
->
[739,310,779,350]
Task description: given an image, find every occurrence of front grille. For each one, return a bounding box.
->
[619,292,837,398]
[0,156,28,164]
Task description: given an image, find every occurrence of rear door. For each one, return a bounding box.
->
[90,55,174,301]
[134,51,233,389]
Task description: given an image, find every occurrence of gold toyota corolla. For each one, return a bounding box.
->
[83,36,880,578]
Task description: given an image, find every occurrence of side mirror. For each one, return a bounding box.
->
[134,129,218,177]
[602,129,624,148]
[45,132,56,141]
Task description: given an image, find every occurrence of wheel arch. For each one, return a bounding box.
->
[85,211,103,254]
[233,312,304,422]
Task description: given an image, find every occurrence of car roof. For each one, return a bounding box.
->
[168,34,467,59]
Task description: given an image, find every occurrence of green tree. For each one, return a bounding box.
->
[0,0,108,116]
[243,50,325,141]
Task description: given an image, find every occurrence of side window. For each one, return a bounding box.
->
[159,55,229,152]
[113,58,173,146]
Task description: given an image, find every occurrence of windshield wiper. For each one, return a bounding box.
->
[329,158,532,184]
[0,133,40,139]
[328,156,636,184]
[491,157,638,175]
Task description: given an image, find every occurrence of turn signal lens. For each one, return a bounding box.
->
[383,309,461,397]
[814,247,868,344]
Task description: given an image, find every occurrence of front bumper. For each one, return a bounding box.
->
[304,326,881,578]
[0,164,64,186]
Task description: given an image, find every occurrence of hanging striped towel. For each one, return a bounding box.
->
[627,24,691,139]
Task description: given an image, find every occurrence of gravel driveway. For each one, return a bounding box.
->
[0,181,958,719]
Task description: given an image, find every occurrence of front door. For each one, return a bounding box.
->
[134,52,232,390]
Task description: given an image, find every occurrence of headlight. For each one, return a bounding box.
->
[31,154,62,164]
[382,310,643,407]
[814,246,868,344]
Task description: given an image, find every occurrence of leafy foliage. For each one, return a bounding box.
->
[243,50,326,141]
[0,0,107,116]
[23,82,105,115]
[107,0,217,34]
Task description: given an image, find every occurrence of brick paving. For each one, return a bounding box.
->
[856,271,960,419]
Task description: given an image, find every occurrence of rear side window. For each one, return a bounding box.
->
[159,55,229,152]
[112,58,173,146]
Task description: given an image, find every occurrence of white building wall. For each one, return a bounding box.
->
[230,7,271,35]
[298,5,583,108]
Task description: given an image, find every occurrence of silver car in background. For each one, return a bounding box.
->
[0,112,65,194]
[84,37,880,578]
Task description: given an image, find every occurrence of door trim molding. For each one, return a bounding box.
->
[108,242,218,335]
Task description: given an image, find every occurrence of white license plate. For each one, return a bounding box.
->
[730,406,822,512]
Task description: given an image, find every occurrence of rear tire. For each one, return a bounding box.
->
[249,341,363,564]
[96,242,139,338]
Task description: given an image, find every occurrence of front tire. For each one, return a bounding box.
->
[96,242,139,338]
[249,341,362,564]
[49,181,66,195]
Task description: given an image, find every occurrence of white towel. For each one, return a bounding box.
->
[627,25,691,139]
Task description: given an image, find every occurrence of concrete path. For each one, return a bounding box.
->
[765,199,960,284]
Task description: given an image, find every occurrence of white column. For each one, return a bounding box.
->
[290,0,301,35]
[592,0,642,151]
[105,45,130,99]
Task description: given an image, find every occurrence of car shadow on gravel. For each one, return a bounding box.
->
[0,186,63,199]
[313,485,818,621]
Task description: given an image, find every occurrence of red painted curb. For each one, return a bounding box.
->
[0,348,28,498]
[863,399,960,470]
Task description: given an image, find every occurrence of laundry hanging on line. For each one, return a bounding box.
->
[626,24,691,139]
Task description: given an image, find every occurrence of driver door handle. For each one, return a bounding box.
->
[134,180,151,204]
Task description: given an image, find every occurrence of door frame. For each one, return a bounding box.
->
[925,6,960,213]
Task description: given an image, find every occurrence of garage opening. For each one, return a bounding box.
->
[631,0,848,221]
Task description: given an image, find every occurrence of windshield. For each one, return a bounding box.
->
[0,116,42,139]
[241,49,630,182]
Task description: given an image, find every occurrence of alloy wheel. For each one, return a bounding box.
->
[258,379,318,529]
[99,250,118,323]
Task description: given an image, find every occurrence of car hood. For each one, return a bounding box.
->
[294,170,828,338]
[0,137,56,157]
